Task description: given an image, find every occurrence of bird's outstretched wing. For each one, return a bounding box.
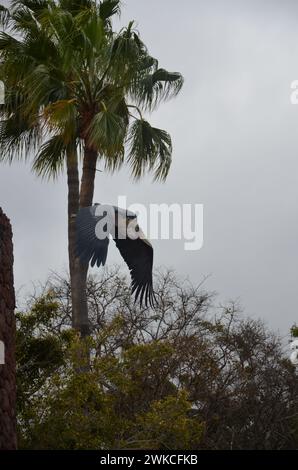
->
[75,206,109,267]
[114,235,156,308]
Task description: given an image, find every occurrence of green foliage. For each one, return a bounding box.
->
[134,392,204,450]
[16,282,204,449]
[128,119,172,181]
[291,325,298,338]
[32,135,67,178]
[0,0,183,181]
[15,270,298,450]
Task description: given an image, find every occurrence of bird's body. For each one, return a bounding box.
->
[75,204,156,308]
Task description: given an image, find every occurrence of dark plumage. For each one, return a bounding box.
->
[75,204,156,308]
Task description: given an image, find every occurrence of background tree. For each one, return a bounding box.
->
[16,268,298,450]
[0,0,184,336]
[0,208,16,450]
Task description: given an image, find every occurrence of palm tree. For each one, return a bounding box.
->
[0,208,17,449]
[0,0,184,336]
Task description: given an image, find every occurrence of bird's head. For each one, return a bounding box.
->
[113,206,137,224]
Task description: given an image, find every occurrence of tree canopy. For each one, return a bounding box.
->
[0,0,183,181]
[16,268,298,450]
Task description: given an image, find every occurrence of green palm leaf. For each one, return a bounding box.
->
[44,99,77,142]
[132,68,184,111]
[0,116,41,162]
[11,1,50,12]
[109,22,148,82]
[0,5,10,28]
[0,32,22,53]
[87,107,126,160]
[128,119,172,181]
[99,0,121,23]
[32,134,67,179]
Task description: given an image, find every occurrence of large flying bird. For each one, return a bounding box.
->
[75,204,156,308]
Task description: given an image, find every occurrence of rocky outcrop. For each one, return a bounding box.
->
[0,208,16,450]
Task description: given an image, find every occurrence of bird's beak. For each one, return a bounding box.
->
[142,237,152,248]
[126,219,152,246]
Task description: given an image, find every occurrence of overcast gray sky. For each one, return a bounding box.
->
[1,0,298,335]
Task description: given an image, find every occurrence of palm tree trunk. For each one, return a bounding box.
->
[80,147,98,208]
[67,147,89,337]
[0,208,17,450]
[69,146,98,338]
[67,143,97,338]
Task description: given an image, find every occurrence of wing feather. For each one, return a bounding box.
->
[114,234,156,308]
[75,206,109,267]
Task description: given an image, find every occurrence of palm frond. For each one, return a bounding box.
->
[132,68,184,111]
[87,107,126,157]
[32,134,66,179]
[0,32,22,53]
[23,64,67,114]
[99,0,121,25]
[138,54,158,73]
[0,5,11,28]
[75,9,105,54]
[0,115,41,162]
[58,0,92,15]
[109,23,147,81]
[11,4,40,35]
[127,119,172,181]
[11,0,50,13]
[43,99,77,143]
